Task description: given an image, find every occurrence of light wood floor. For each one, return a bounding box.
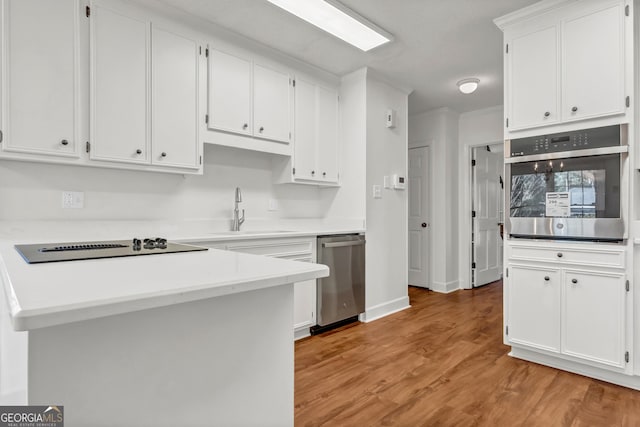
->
[295,281,640,426]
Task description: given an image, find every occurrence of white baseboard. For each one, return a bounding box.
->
[430,280,459,293]
[360,296,410,323]
[294,327,310,341]
[510,347,640,391]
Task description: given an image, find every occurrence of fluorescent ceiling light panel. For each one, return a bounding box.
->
[266,0,392,51]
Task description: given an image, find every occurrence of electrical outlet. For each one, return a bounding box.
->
[372,185,382,199]
[62,191,84,209]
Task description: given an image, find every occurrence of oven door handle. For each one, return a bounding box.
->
[505,145,628,164]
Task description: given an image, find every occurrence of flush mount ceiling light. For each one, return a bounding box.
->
[265,0,393,51]
[457,78,480,94]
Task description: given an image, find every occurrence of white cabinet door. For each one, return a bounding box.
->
[508,25,558,130]
[292,256,316,331]
[508,265,561,352]
[1,0,80,158]
[316,85,339,183]
[151,26,199,168]
[562,4,625,122]
[207,49,252,136]
[90,4,149,163]
[253,63,291,143]
[293,78,317,180]
[562,271,626,368]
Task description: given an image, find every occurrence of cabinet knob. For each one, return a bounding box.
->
[544,111,550,117]
[60,139,69,146]
[136,149,142,155]
[571,278,578,284]
[422,223,427,228]
[323,172,326,177]
[544,276,550,281]
[259,126,264,133]
[571,106,578,113]
[311,170,315,176]
[161,152,167,157]
[557,252,563,258]
[242,123,248,130]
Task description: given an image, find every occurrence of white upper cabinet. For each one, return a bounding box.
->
[316,85,339,182]
[207,49,252,136]
[151,26,199,168]
[289,77,340,185]
[508,26,559,129]
[253,63,291,143]
[501,0,629,132]
[562,3,625,121]
[90,4,150,164]
[207,48,292,144]
[293,79,317,181]
[0,0,81,158]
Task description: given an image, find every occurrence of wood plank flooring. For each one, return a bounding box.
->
[295,282,640,426]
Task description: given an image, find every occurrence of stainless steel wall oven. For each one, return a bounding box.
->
[505,125,627,242]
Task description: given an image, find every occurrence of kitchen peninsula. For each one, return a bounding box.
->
[0,233,328,427]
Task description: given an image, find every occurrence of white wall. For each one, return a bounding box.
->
[361,70,410,320]
[408,108,460,292]
[457,106,504,289]
[0,145,325,222]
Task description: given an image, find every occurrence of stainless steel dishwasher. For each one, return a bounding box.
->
[312,234,365,334]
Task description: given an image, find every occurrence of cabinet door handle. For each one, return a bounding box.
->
[311,170,315,176]
[259,126,264,133]
[136,149,142,155]
[60,139,69,146]
[544,276,550,281]
[557,252,563,258]
[242,123,248,130]
[571,106,578,113]
[161,152,167,157]
[422,223,427,228]
[322,172,327,177]
[544,111,550,117]
[571,278,578,284]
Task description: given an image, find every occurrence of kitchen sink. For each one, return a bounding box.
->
[210,230,295,236]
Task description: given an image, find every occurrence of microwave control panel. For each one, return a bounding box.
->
[509,125,621,157]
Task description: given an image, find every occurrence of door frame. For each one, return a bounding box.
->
[458,140,504,290]
[408,142,432,290]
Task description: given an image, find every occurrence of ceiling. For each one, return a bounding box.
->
[154,0,539,115]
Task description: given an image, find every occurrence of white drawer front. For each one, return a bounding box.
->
[226,239,314,258]
[510,245,625,269]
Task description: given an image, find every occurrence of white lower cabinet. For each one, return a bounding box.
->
[194,237,317,339]
[506,242,628,372]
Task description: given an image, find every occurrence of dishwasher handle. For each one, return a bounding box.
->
[322,240,366,248]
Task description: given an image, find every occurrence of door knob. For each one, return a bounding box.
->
[421,223,427,228]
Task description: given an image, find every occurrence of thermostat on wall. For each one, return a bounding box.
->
[392,174,406,190]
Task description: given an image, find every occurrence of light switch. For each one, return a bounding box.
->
[372,185,382,199]
[383,176,391,189]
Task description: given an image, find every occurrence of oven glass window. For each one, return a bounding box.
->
[510,154,620,218]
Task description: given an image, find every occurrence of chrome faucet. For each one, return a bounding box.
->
[232,187,245,231]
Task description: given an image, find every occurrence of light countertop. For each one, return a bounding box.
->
[0,243,328,331]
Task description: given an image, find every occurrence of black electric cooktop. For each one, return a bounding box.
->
[15,238,208,264]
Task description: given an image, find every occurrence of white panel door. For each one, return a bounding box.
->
[253,63,291,143]
[508,265,561,352]
[151,26,198,168]
[562,4,625,121]
[90,4,149,163]
[562,271,625,368]
[1,0,80,157]
[408,146,430,288]
[508,25,558,130]
[207,49,252,135]
[293,78,317,181]
[472,147,503,287]
[316,85,339,183]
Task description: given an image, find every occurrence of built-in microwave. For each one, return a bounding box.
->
[505,125,627,242]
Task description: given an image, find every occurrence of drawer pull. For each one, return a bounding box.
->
[571,278,578,284]
[557,253,563,258]
[544,276,550,281]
